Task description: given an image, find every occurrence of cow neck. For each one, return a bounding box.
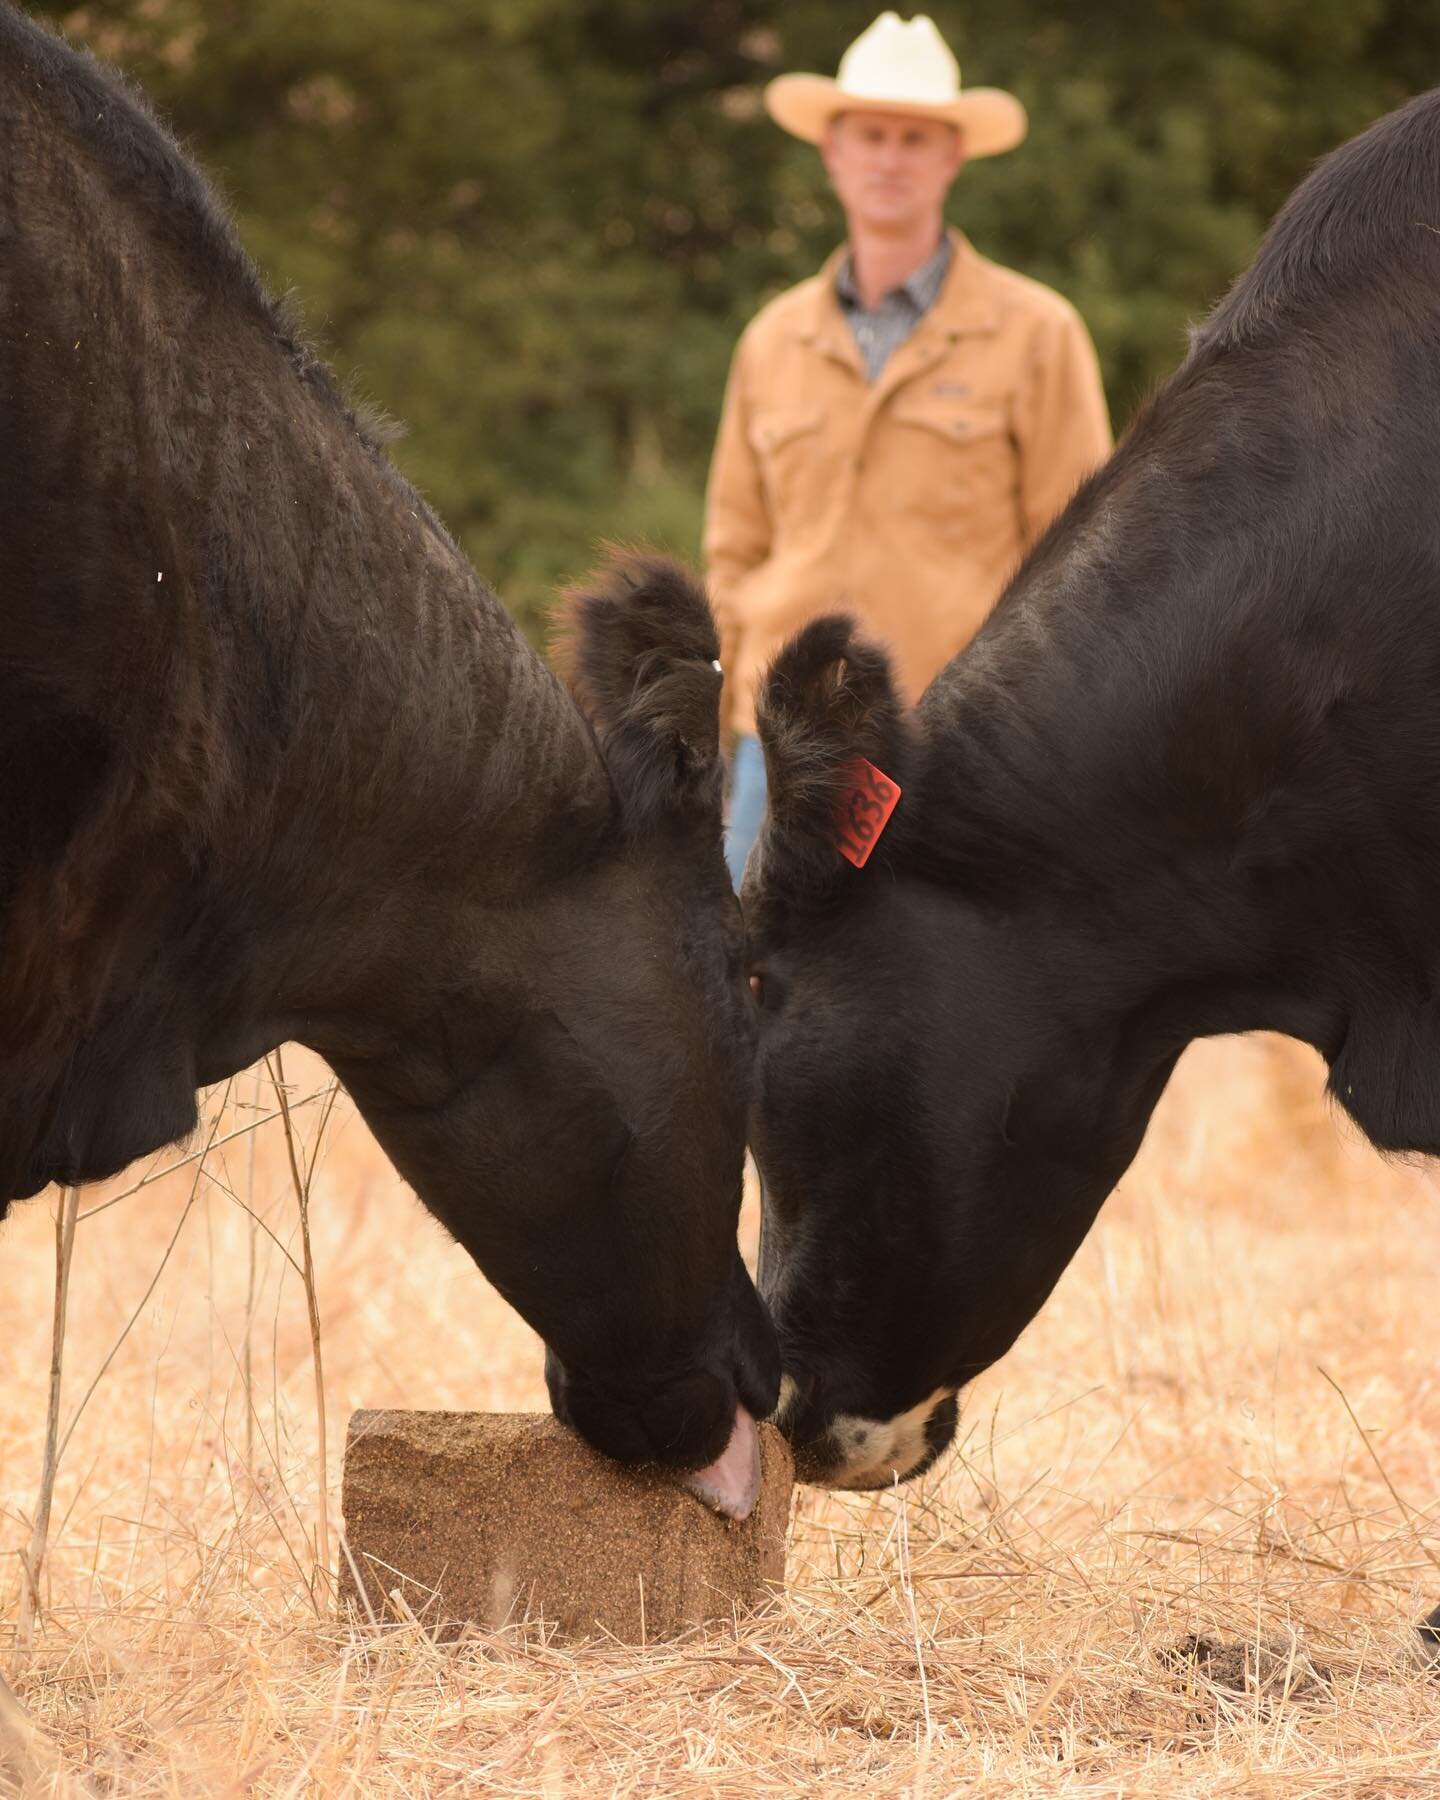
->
[220,411,615,908]
[928,481,1440,1155]
[915,444,1345,1051]
[13,36,616,919]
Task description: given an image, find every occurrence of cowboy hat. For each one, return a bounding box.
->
[764,12,1026,159]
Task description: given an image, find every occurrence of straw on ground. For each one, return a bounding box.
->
[1,1034,1437,1796]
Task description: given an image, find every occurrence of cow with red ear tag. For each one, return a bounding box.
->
[745,90,1440,1559]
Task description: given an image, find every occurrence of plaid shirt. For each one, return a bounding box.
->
[835,234,955,381]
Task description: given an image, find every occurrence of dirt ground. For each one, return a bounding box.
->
[1,1033,1437,1796]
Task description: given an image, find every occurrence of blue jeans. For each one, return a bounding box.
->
[724,734,767,889]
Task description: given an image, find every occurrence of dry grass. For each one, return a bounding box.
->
[2,1033,1437,1796]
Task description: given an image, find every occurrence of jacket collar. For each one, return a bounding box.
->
[793,227,1001,364]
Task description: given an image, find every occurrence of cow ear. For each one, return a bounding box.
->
[755,615,910,886]
[560,551,724,830]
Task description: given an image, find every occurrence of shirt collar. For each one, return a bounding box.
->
[796,230,1002,360]
[835,232,954,313]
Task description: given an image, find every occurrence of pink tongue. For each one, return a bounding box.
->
[681,1404,761,1521]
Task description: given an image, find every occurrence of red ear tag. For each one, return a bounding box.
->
[834,757,901,868]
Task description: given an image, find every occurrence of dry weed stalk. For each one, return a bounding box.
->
[54,1089,232,1479]
[243,1065,263,1478]
[268,1048,339,1610]
[10,1085,276,1657]
[16,1184,81,1653]
[1,1036,1437,1794]
[74,1082,333,1225]
[1318,1366,1440,1583]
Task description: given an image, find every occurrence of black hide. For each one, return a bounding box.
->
[0,8,777,1472]
[747,89,1440,1484]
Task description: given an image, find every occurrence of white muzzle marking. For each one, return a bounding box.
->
[825,1386,955,1489]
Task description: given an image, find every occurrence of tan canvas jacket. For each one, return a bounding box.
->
[703,229,1113,737]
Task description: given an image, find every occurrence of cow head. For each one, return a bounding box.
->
[332,556,778,1512]
[744,619,1170,1489]
[4,549,774,1510]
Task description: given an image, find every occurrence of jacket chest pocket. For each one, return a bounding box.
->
[889,399,1016,522]
[748,408,831,522]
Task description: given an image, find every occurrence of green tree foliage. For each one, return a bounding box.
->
[30,1,1440,639]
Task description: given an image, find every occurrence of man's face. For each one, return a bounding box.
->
[821,111,965,236]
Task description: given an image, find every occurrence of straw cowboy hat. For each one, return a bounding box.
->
[764,12,1027,159]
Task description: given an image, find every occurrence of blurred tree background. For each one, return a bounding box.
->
[29,0,1440,641]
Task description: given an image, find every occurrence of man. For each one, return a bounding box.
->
[705,13,1113,883]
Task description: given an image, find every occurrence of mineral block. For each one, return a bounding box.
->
[339,1409,794,1643]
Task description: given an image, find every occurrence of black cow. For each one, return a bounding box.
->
[0,7,776,1513]
[743,88,1440,1494]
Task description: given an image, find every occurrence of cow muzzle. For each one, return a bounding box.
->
[543,1349,770,1519]
[777,1380,960,1490]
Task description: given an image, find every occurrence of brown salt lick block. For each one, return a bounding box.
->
[339,1410,794,1643]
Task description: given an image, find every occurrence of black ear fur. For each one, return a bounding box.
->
[754,615,910,886]
[559,550,724,829]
